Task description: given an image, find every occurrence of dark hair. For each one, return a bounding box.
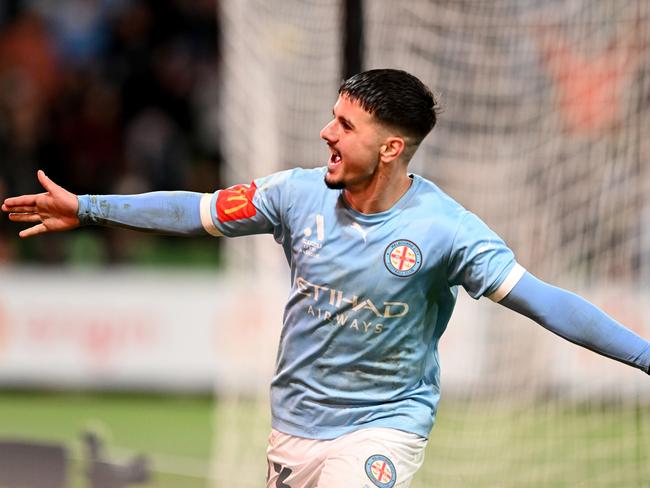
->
[338,69,438,144]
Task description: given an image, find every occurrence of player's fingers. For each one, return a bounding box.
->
[8,213,42,223]
[2,194,40,208]
[3,205,37,213]
[19,223,47,238]
[37,170,62,195]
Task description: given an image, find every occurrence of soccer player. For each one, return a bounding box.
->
[3,69,649,488]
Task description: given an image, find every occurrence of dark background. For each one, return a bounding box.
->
[0,0,223,266]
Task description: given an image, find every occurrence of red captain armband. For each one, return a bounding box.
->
[216,182,258,222]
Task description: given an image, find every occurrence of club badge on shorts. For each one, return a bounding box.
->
[384,239,422,277]
[365,454,397,488]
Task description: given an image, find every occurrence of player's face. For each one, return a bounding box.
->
[320,95,385,191]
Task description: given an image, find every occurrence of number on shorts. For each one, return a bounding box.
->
[272,462,292,488]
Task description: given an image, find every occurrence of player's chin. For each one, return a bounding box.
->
[324,172,346,190]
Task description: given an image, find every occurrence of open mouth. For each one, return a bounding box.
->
[328,148,342,169]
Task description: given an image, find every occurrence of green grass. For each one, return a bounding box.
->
[0,392,647,488]
[419,399,650,488]
[0,391,213,487]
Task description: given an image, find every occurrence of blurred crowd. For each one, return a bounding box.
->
[0,0,223,264]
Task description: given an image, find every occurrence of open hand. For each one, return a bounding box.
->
[1,170,79,238]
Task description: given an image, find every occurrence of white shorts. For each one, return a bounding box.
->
[266,427,427,488]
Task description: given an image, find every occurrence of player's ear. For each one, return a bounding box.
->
[379,137,405,163]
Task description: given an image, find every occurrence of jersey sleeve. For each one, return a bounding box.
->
[447,211,520,299]
[199,169,294,240]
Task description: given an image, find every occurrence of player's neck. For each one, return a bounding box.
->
[343,170,412,215]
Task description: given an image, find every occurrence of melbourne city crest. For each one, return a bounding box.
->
[365,454,397,488]
[384,239,422,277]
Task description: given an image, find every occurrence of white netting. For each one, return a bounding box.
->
[366,0,650,287]
[213,1,650,486]
[216,0,340,276]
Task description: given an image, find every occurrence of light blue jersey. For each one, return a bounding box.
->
[202,167,517,439]
[75,167,650,437]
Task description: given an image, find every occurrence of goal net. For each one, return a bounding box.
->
[212,1,650,486]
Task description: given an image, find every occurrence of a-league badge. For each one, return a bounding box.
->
[384,240,422,277]
[365,454,397,488]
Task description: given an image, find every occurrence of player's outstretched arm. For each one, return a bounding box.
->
[2,170,211,237]
[499,272,650,374]
[76,191,206,235]
[2,170,79,238]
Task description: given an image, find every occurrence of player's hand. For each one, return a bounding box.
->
[1,170,80,238]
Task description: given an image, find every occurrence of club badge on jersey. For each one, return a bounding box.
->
[216,183,258,222]
[365,454,397,488]
[384,240,423,277]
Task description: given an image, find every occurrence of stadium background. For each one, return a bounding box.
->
[0,0,648,486]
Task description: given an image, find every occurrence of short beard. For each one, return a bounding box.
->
[324,175,346,190]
